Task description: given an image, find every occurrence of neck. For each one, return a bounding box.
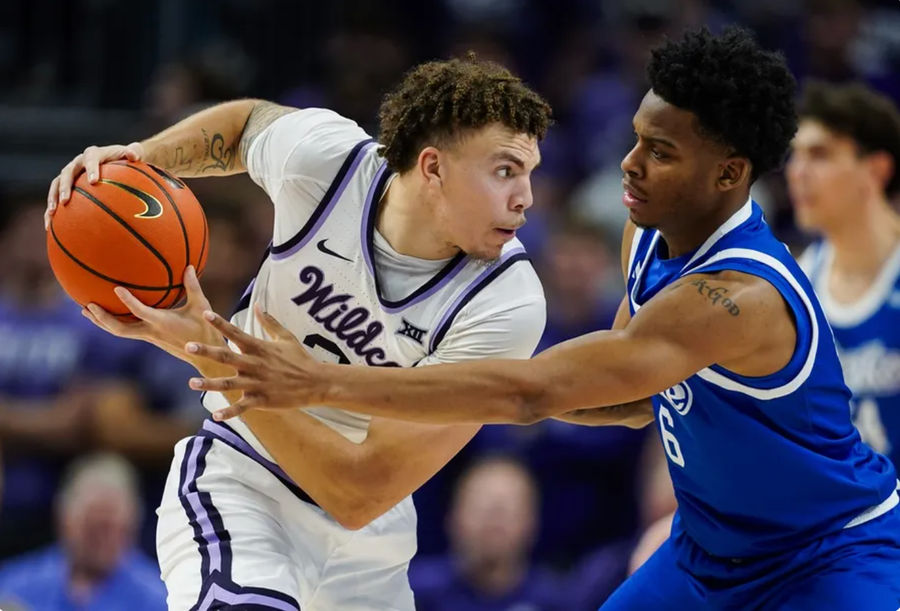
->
[376,173,460,260]
[826,196,900,275]
[660,192,748,258]
[460,554,527,597]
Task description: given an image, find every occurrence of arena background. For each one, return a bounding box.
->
[0,1,898,609]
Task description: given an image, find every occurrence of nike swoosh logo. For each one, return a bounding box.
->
[317,239,353,262]
[100,179,163,219]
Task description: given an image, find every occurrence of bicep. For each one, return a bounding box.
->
[534,276,770,413]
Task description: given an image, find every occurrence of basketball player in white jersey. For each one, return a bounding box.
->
[46,58,551,610]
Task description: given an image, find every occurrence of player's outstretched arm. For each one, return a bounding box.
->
[551,294,654,428]
[189,271,788,425]
[46,100,297,225]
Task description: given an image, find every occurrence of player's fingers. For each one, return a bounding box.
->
[45,177,61,229]
[185,342,248,367]
[212,392,268,421]
[188,373,253,393]
[202,310,261,352]
[211,400,250,421]
[113,286,159,323]
[81,307,112,334]
[58,154,85,205]
[47,176,60,212]
[183,266,210,309]
[123,142,144,161]
[82,146,105,184]
[85,303,142,338]
[254,304,296,342]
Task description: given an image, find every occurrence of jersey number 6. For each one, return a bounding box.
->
[659,406,686,467]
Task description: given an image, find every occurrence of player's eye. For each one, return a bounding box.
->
[496,166,513,178]
[651,149,666,160]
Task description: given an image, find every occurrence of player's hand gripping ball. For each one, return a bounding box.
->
[46,161,208,315]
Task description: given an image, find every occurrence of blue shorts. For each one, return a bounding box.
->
[601,508,900,610]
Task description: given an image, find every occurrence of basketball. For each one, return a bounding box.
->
[46,160,209,315]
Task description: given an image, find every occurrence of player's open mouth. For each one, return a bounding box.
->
[495,228,516,238]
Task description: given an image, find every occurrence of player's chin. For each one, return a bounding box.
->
[628,208,659,230]
[467,241,504,262]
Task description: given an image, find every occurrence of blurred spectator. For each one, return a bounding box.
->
[0,199,206,559]
[538,218,621,347]
[0,199,110,556]
[0,452,166,610]
[564,430,676,608]
[410,456,567,611]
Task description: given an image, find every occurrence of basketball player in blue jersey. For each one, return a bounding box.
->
[787,82,900,473]
[193,28,900,609]
[46,58,551,610]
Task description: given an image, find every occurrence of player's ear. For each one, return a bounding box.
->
[717,156,751,192]
[864,150,893,194]
[417,147,443,188]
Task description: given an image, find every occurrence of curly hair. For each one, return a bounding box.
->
[799,81,900,196]
[377,55,552,173]
[647,27,798,180]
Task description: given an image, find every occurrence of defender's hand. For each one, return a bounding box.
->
[186,305,327,420]
[45,142,144,228]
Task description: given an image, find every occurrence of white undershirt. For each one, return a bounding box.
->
[372,230,452,302]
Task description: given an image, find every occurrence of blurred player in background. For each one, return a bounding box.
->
[192,28,900,609]
[47,57,551,610]
[788,81,900,471]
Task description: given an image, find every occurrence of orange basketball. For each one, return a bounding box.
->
[46,160,209,315]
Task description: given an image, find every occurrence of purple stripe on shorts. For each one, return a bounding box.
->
[198,583,300,611]
[181,437,222,575]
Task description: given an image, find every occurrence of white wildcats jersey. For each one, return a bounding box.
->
[202,108,546,459]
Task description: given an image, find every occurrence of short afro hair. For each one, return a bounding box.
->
[647,27,798,181]
[377,55,552,173]
[799,81,900,197]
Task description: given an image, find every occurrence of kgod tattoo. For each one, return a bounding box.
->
[689,278,741,316]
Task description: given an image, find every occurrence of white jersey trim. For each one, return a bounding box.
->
[629,231,660,313]
[629,199,753,314]
[689,247,819,400]
[843,481,900,530]
[813,242,900,328]
[684,197,753,270]
[626,225,645,281]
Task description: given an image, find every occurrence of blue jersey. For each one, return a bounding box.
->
[626,199,897,560]
[802,241,900,471]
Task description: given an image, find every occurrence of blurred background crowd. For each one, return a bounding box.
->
[0,0,898,609]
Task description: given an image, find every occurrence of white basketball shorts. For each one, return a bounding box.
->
[156,421,417,610]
